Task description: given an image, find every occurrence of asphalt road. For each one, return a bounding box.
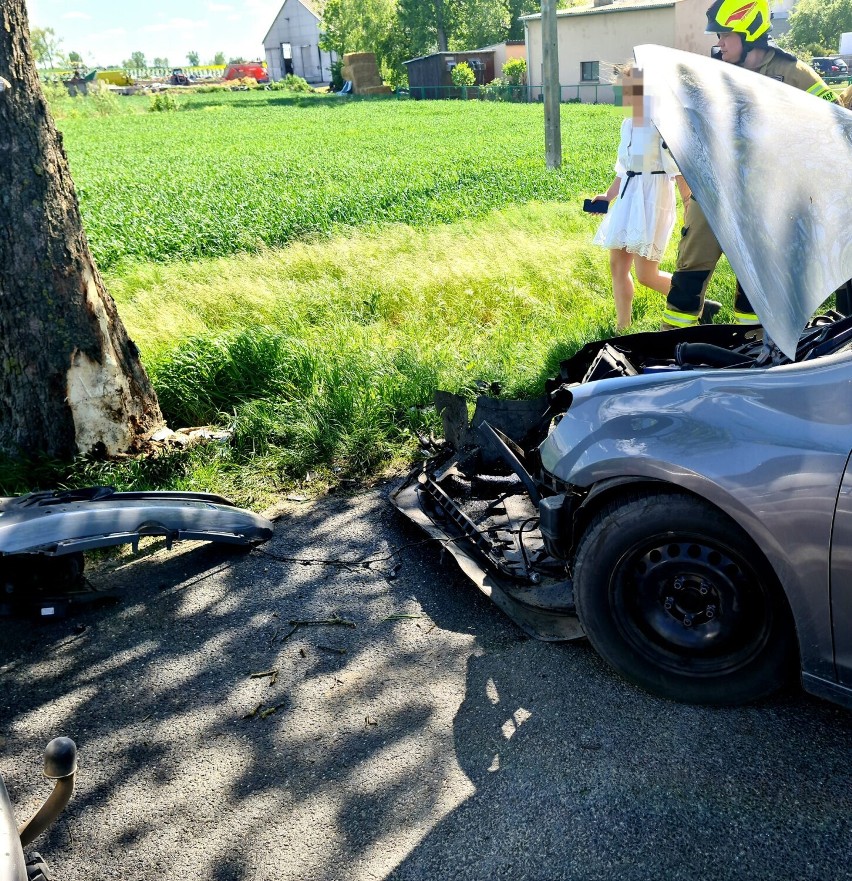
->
[0,481,850,881]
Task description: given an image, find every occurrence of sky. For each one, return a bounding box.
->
[24,0,279,67]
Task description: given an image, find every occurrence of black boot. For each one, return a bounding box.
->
[699,299,722,325]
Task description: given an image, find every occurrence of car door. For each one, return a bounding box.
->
[829,456,852,685]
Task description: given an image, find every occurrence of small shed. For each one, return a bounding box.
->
[262,0,336,84]
[476,40,526,76]
[403,51,496,99]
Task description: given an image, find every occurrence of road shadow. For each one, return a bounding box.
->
[386,640,851,880]
[0,482,848,881]
[0,482,514,880]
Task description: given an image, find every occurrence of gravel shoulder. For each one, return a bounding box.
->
[1,480,850,881]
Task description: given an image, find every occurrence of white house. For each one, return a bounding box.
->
[770,0,797,38]
[262,0,336,84]
[522,0,715,102]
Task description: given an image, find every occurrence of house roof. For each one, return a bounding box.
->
[521,0,676,21]
[403,50,496,66]
[263,0,320,46]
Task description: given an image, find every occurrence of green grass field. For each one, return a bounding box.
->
[61,91,621,270]
[2,90,737,504]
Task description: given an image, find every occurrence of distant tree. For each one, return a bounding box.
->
[777,36,832,57]
[449,0,510,50]
[786,0,852,53]
[0,0,163,459]
[212,51,226,65]
[125,50,147,69]
[327,0,519,79]
[375,24,413,88]
[506,0,538,40]
[152,56,169,68]
[228,56,246,64]
[187,50,200,66]
[397,0,450,53]
[396,0,514,56]
[67,50,82,63]
[320,0,395,61]
[30,26,62,68]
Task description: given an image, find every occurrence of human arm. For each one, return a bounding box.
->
[593,177,622,203]
[675,175,691,202]
[797,63,841,104]
[765,53,841,104]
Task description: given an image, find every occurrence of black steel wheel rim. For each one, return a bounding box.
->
[609,533,773,677]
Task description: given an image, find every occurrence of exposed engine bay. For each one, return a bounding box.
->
[392,314,852,642]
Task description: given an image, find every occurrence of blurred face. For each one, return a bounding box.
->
[716,32,745,63]
[620,68,645,123]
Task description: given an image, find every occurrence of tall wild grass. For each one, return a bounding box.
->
[28,202,727,506]
[0,100,738,505]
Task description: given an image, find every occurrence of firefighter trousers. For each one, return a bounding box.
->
[662,198,758,328]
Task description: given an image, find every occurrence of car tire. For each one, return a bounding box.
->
[573,491,797,705]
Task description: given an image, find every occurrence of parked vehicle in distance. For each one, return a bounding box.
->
[812,56,849,77]
[169,68,191,86]
[95,69,133,86]
[223,61,269,84]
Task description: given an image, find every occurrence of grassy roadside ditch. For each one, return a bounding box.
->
[0,95,737,505]
[2,203,736,506]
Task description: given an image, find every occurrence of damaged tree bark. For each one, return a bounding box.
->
[0,0,163,460]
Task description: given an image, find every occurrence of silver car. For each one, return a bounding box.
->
[394,47,852,707]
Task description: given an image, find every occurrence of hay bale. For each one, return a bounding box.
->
[345,62,380,78]
[357,85,392,96]
[342,52,386,92]
[343,52,377,66]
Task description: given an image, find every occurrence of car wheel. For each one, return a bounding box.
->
[573,491,796,705]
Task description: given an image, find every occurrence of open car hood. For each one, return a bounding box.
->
[634,45,852,358]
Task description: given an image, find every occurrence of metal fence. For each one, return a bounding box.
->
[122,66,226,80]
[401,76,850,104]
[400,82,619,104]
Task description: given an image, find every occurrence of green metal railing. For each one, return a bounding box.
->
[399,82,618,103]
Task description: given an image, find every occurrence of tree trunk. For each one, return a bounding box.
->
[0,0,163,460]
[436,0,449,52]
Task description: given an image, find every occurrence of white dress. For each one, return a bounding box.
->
[592,117,679,262]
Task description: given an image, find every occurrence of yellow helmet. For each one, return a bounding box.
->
[706,0,771,43]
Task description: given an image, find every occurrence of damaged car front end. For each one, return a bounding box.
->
[395,319,852,707]
[394,46,852,708]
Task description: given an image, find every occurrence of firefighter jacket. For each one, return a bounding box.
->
[754,49,839,103]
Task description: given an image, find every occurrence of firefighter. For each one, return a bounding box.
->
[661,0,839,330]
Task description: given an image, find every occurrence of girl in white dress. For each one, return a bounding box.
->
[590,64,688,330]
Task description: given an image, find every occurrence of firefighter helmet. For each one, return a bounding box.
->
[706,0,771,43]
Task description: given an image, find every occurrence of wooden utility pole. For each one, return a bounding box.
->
[541,0,561,169]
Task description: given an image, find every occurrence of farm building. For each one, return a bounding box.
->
[403,51,496,99]
[262,0,336,84]
[522,0,715,103]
